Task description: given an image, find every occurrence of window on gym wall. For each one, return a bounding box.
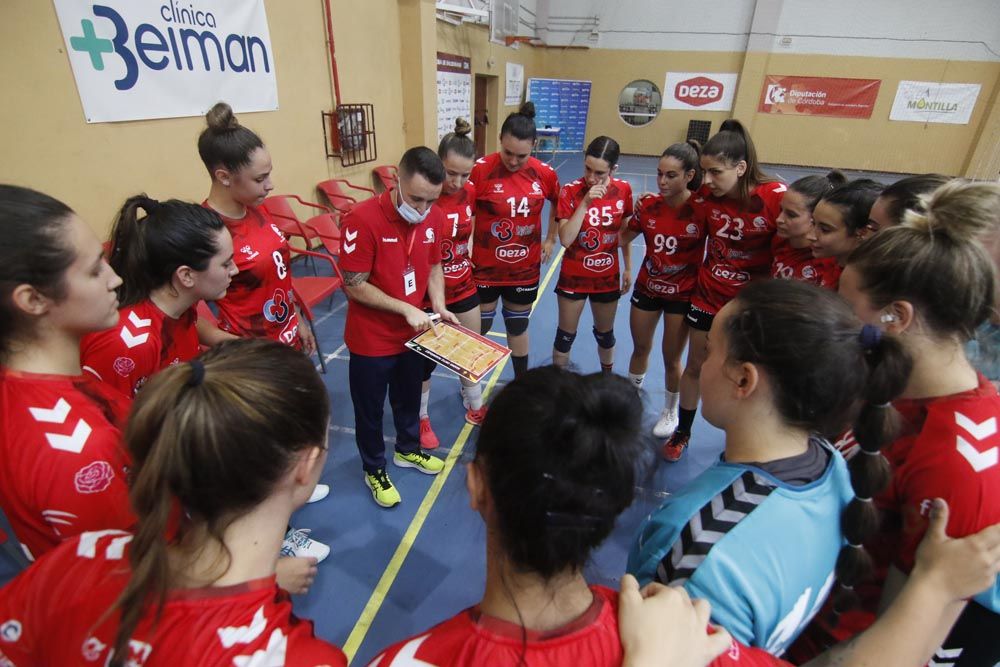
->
[618,80,662,127]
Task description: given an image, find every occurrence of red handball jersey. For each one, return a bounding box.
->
[0,530,347,666]
[207,204,302,348]
[80,301,200,397]
[371,586,786,667]
[470,153,560,287]
[770,239,841,290]
[0,369,133,561]
[692,182,786,314]
[432,182,478,305]
[556,178,634,294]
[340,191,443,357]
[628,193,707,301]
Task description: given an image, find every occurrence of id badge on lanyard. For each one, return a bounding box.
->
[402,228,417,296]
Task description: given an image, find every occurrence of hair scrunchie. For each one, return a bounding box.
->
[187,360,205,387]
[859,324,882,351]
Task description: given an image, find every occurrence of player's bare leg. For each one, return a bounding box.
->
[455,305,487,423]
[665,327,707,461]
[590,299,619,373]
[553,295,586,368]
[653,313,689,437]
[627,306,660,387]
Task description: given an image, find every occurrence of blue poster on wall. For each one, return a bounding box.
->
[526,78,592,153]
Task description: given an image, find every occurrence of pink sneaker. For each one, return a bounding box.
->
[465,405,488,426]
[419,417,440,449]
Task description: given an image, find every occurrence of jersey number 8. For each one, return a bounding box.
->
[272,251,287,280]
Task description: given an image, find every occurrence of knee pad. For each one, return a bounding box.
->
[553,328,577,353]
[593,326,616,349]
[480,307,497,335]
[502,307,530,336]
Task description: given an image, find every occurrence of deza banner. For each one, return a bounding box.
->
[52,0,278,123]
[889,81,982,125]
[663,72,738,111]
[758,75,880,119]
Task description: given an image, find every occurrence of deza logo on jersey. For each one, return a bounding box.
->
[62,2,271,91]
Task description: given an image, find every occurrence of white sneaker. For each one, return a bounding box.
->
[652,408,679,438]
[307,483,330,504]
[281,528,330,563]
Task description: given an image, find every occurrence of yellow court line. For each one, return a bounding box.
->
[342,248,565,663]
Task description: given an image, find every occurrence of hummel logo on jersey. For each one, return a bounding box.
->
[343,228,358,254]
[493,183,504,193]
[381,237,399,243]
[76,530,132,560]
[380,635,433,666]
[218,606,267,648]
[929,647,963,666]
[954,410,998,472]
[120,311,151,349]
[28,398,93,454]
[241,244,259,261]
[232,628,288,667]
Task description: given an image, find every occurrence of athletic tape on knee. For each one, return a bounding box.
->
[553,328,577,353]
[592,326,616,349]
[502,307,530,336]
[480,307,497,335]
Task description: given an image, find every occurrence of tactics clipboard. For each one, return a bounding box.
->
[405,321,511,382]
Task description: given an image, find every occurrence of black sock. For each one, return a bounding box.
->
[512,354,529,377]
[677,407,697,434]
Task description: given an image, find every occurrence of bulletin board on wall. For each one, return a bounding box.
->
[526,78,592,152]
[436,52,473,141]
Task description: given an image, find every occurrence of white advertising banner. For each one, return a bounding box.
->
[505,62,525,106]
[52,0,278,123]
[889,81,981,125]
[436,52,472,142]
[663,72,739,111]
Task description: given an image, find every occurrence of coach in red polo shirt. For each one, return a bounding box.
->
[340,147,457,508]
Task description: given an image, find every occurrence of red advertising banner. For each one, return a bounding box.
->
[758,75,881,119]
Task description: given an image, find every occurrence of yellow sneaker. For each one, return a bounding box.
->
[393,450,444,475]
[364,468,401,507]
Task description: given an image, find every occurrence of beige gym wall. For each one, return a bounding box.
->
[538,48,1000,178]
[0,0,407,238]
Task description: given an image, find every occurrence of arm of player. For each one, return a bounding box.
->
[343,271,436,333]
[294,305,317,355]
[427,263,458,325]
[195,317,238,347]
[620,231,633,294]
[803,499,1000,667]
[542,202,560,264]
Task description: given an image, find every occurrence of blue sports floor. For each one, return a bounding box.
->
[0,155,903,663]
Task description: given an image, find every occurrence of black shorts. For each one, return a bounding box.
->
[555,287,620,303]
[685,302,716,332]
[476,283,538,306]
[447,291,481,314]
[630,290,690,315]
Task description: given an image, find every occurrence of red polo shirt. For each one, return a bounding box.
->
[340,191,443,356]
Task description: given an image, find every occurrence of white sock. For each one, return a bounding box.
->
[461,382,484,410]
[666,390,680,414]
[627,372,645,388]
[420,388,430,419]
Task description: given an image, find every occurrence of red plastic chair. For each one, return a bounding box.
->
[292,249,347,374]
[262,195,336,273]
[316,178,377,216]
[372,165,399,193]
[301,212,342,257]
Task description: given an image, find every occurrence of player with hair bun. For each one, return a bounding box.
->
[629,279,913,655]
[666,119,786,462]
[418,118,487,448]
[825,180,1000,666]
[198,101,317,355]
[0,184,132,561]
[551,135,633,373]
[621,140,706,438]
[372,366,784,667]
[0,340,348,666]
[80,196,238,397]
[771,171,845,289]
[470,101,560,378]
